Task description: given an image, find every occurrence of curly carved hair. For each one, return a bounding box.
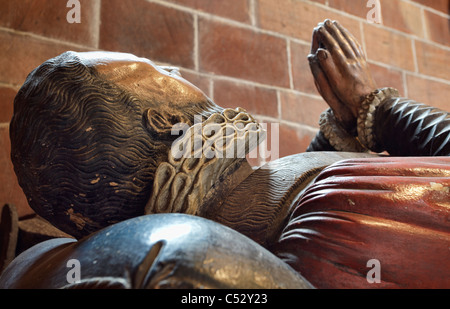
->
[10,51,217,238]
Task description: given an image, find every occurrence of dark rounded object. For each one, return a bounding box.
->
[0,214,312,289]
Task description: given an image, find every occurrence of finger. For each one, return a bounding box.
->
[308,55,325,97]
[310,60,355,129]
[310,27,320,55]
[316,48,342,88]
[324,19,355,59]
[309,55,342,112]
[333,21,366,59]
[309,54,356,127]
[317,25,347,65]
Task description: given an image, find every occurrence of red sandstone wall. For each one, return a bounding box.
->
[0,0,449,217]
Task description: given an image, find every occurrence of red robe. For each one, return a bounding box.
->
[274,156,450,288]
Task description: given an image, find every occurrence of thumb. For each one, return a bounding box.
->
[316,48,343,89]
[309,56,355,130]
[309,55,340,110]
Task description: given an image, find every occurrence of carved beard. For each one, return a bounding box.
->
[145,108,265,216]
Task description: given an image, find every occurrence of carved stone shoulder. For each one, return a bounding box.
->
[209,152,378,247]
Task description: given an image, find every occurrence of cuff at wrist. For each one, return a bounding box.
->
[357,87,399,152]
[319,109,367,152]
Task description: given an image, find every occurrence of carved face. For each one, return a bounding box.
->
[10,51,264,238]
[84,52,266,215]
[81,52,265,216]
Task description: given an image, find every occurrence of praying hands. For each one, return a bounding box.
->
[308,19,377,133]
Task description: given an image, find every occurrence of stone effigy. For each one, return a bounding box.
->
[0,20,449,289]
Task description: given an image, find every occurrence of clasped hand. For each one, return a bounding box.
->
[308,19,377,133]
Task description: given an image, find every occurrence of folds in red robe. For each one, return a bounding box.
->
[274,157,450,289]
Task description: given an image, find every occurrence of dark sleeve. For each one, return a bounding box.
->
[373,98,450,156]
[306,130,336,152]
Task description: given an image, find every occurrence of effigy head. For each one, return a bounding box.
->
[10,51,264,238]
